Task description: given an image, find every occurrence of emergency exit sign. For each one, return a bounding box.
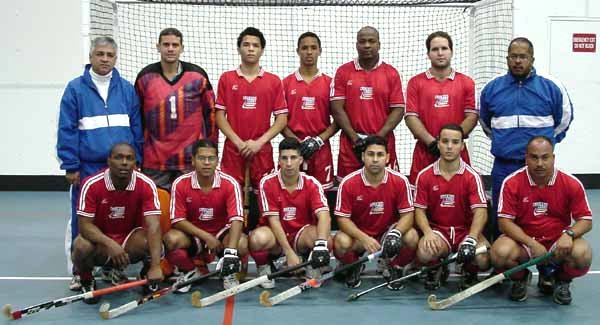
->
[572,33,596,52]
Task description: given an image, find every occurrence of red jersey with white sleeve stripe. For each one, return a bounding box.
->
[259,171,329,236]
[77,169,161,236]
[170,170,243,235]
[414,159,487,228]
[498,167,592,241]
[335,167,413,237]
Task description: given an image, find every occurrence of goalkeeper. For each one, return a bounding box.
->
[282,32,338,190]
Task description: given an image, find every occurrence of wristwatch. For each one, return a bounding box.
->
[563,228,576,239]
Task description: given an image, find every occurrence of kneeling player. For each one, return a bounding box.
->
[249,138,332,289]
[333,135,419,289]
[414,124,490,290]
[163,139,248,291]
[72,143,164,304]
[491,136,592,305]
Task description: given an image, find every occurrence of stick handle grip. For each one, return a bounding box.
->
[92,279,148,297]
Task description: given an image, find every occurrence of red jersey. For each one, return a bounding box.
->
[330,59,404,134]
[414,159,487,227]
[282,70,333,139]
[77,169,161,235]
[215,67,287,141]
[335,168,413,237]
[259,172,329,235]
[406,69,477,138]
[135,61,216,171]
[498,167,592,240]
[170,170,243,235]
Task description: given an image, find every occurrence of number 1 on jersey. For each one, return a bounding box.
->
[169,95,177,119]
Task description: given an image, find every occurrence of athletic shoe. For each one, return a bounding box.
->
[459,270,479,290]
[174,269,198,294]
[305,265,323,287]
[81,278,99,305]
[509,269,531,302]
[376,257,388,275]
[345,263,365,288]
[223,273,239,290]
[553,280,572,305]
[384,265,405,291]
[424,265,449,290]
[101,267,129,286]
[537,273,555,295]
[69,274,81,291]
[258,264,275,289]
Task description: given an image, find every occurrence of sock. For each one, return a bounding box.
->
[336,251,358,265]
[464,263,480,274]
[79,271,93,282]
[250,249,270,266]
[166,249,195,272]
[557,263,589,281]
[391,247,416,267]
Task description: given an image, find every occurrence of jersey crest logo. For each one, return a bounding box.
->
[369,201,384,215]
[301,96,316,110]
[232,85,239,91]
[360,86,373,100]
[198,208,214,221]
[242,96,257,109]
[282,207,297,221]
[434,94,449,108]
[532,202,548,216]
[440,194,455,208]
[109,206,125,219]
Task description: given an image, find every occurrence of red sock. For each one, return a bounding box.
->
[391,247,416,267]
[250,250,270,266]
[509,269,527,280]
[464,263,480,274]
[166,249,195,272]
[79,271,93,282]
[336,251,358,265]
[558,263,589,281]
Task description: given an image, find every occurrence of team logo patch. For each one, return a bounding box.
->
[532,202,548,216]
[301,96,316,110]
[109,206,125,219]
[369,201,384,215]
[283,207,297,221]
[440,194,455,208]
[198,208,214,221]
[242,96,257,109]
[232,85,239,91]
[360,86,373,100]
[434,94,449,108]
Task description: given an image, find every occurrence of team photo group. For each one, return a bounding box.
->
[23,21,591,320]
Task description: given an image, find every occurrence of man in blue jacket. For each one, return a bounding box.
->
[56,36,143,290]
[480,37,573,241]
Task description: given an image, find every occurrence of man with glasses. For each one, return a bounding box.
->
[480,37,573,244]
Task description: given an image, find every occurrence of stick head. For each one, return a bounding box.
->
[346,293,359,302]
[190,291,202,308]
[98,302,111,320]
[2,304,13,320]
[259,291,272,307]
[427,294,443,310]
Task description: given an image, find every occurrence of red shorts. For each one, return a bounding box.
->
[409,142,470,185]
[337,133,399,180]
[106,227,143,247]
[188,225,231,257]
[220,141,275,190]
[501,233,561,260]
[254,221,312,253]
[302,142,334,190]
[431,224,469,253]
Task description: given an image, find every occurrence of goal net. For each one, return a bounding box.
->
[89,0,512,181]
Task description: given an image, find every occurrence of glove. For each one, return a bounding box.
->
[299,136,324,160]
[457,236,477,264]
[382,229,403,258]
[308,239,330,268]
[352,136,368,161]
[217,248,240,277]
[427,139,440,157]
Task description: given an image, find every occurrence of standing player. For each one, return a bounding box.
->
[491,136,592,305]
[331,26,405,180]
[480,37,573,237]
[136,28,216,190]
[405,31,478,185]
[414,124,490,291]
[333,135,418,289]
[163,139,248,290]
[57,36,143,290]
[216,27,288,194]
[282,32,338,190]
[249,138,332,289]
[72,143,163,304]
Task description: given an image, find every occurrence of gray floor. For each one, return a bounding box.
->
[1,191,599,324]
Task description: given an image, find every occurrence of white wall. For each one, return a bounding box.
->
[513,0,600,173]
[1,0,599,175]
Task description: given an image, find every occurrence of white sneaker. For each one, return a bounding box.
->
[377,258,391,278]
[174,269,197,294]
[223,274,239,290]
[69,274,81,291]
[305,265,323,288]
[257,265,275,289]
[101,267,129,286]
